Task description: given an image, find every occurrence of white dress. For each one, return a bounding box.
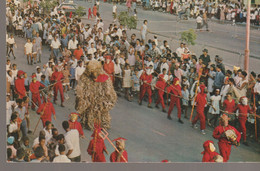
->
[123,69,131,88]
[141,24,147,40]
[207,71,216,93]
[209,95,221,114]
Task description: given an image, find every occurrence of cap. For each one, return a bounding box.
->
[17,70,25,77]
[112,137,127,142]
[202,49,208,53]
[7,136,15,144]
[36,66,40,69]
[233,66,240,71]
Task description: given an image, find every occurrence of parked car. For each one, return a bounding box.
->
[57,2,86,17]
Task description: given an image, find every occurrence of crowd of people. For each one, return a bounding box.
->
[5,0,260,163]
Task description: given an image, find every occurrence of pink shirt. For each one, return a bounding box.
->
[7,145,17,159]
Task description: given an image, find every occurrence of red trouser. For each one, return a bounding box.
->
[139,85,152,104]
[192,110,206,130]
[238,118,247,141]
[41,118,51,127]
[88,13,92,19]
[32,93,41,109]
[168,97,181,118]
[156,89,165,109]
[54,83,64,103]
[218,142,231,162]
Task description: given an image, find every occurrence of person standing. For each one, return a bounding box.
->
[35,32,42,63]
[192,84,207,135]
[139,69,153,108]
[112,2,117,22]
[50,36,61,64]
[140,20,149,42]
[87,128,108,162]
[24,38,33,65]
[110,137,128,162]
[15,99,27,138]
[201,11,209,31]
[29,75,41,111]
[103,55,115,83]
[62,121,81,162]
[126,0,132,12]
[208,89,221,128]
[15,70,26,99]
[167,78,183,124]
[155,68,168,112]
[213,114,241,162]
[51,67,65,107]
[201,140,222,162]
[68,113,84,138]
[122,64,132,101]
[7,34,16,59]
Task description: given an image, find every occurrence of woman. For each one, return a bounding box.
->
[220,7,225,23]
[122,64,132,101]
[140,20,149,42]
[128,43,136,67]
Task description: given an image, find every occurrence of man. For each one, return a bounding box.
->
[62,121,81,162]
[234,96,252,146]
[176,43,184,58]
[75,61,85,85]
[15,70,26,99]
[15,99,27,138]
[213,114,241,162]
[24,38,33,65]
[53,144,71,163]
[167,78,183,124]
[214,65,225,90]
[215,56,225,74]
[155,68,168,112]
[29,75,41,111]
[110,137,128,162]
[199,49,211,67]
[201,140,222,162]
[87,128,108,162]
[68,113,84,138]
[36,95,56,127]
[139,69,153,108]
[73,44,84,61]
[192,84,207,134]
[160,57,169,74]
[87,42,97,57]
[201,11,209,31]
[103,55,115,83]
[50,36,61,64]
[68,36,78,54]
[35,32,42,63]
[51,67,65,107]
[31,146,45,162]
[43,121,53,144]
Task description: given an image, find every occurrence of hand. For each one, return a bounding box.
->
[53,115,56,120]
[80,135,86,139]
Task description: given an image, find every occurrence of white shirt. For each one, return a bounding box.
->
[64,129,81,158]
[75,66,85,81]
[254,82,260,94]
[43,128,52,142]
[70,59,78,69]
[7,38,15,44]
[113,5,117,13]
[114,63,122,75]
[160,62,169,74]
[176,47,184,57]
[87,48,97,56]
[53,155,71,163]
[7,74,15,85]
[51,39,61,49]
[6,101,16,125]
[24,42,33,54]
[36,72,42,82]
[68,39,78,50]
[8,122,18,133]
[196,16,203,23]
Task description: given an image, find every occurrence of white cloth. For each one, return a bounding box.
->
[64,129,81,158]
[24,42,33,54]
[36,72,42,82]
[254,82,260,94]
[176,47,184,57]
[43,128,52,143]
[75,66,85,81]
[6,101,16,125]
[68,40,78,50]
[220,84,230,103]
[51,40,61,49]
[7,38,15,44]
[209,95,221,114]
[53,155,71,163]
[160,62,169,74]
[8,122,18,133]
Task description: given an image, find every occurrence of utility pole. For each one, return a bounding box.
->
[244,0,251,74]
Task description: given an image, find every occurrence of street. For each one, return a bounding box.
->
[10,1,260,160]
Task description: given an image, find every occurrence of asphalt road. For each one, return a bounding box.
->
[7,1,260,162]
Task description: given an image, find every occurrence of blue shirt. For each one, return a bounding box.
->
[40,80,50,87]
[214,71,225,88]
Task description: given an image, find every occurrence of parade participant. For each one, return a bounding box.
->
[223,93,236,126]
[234,96,252,146]
[51,66,64,107]
[15,70,26,99]
[110,137,128,162]
[155,68,168,112]
[139,69,153,108]
[37,94,56,127]
[192,84,207,134]
[103,55,115,83]
[167,78,183,124]
[29,75,41,111]
[15,99,27,138]
[68,113,84,138]
[213,114,241,162]
[201,140,223,162]
[87,128,108,162]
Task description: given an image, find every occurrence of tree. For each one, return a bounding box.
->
[40,0,58,15]
[118,12,137,30]
[180,29,197,45]
[75,6,86,18]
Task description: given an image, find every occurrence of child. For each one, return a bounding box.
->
[208,89,221,128]
[62,64,71,100]
[188,67,196,87]
[208,64,216,94]
[32,39,37,64]
[24,38,33,65]
[24,73,30,97]
[182,76,190,89]
[23,96,31,134]
[122,64,132,101]
[132,70,140,97]
[181,85,189,119]
[196,14,203,30]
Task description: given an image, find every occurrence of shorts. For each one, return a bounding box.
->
[63,83,70,86]
[32,52,37,55]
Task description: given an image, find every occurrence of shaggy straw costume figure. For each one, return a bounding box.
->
[75,60,117,130]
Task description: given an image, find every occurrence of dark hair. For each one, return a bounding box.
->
[57,134,65,141]
[39,136,46,142]
[52,128,58,135]
[143,20,147,24]
[251,71,256,78]
[241,71,247,77]
[41,75,46,79]
[16,148,25,159]
[62,121,70,130]
[45,121,51,127]
[226,70,232,75]
[22,136,29,142]
[7,148,12,160]
[229,78,235,84]
[34,146,45,158]
[58,144,66,153]
[11,114,17,122]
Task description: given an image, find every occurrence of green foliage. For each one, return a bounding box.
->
[180,29,197,45]
[75,6,86,17]
[40,0,58,14]
[118,12,137,30]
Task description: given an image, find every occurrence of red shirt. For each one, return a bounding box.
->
[15,78,26,98]
[167,84,182,99]
[235,104,251,120]
[140,73,152,88]
[103,62,114,75]
[213,125,241,144]
[51,71,64,84]
[87,138,106,162]
[223,99,236,113]
[36,101,55,121]
[155,74,166,90]
[196,93,207,112]
[73,48,83,60]
[29,81,41,94]
[110,150,128,162]
[69,120,84,136]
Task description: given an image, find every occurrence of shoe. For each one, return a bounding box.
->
[178,118,184,124]
[28,130,32,134]
[162,109,166,113]
[167,115,172,120]
[201,130,206,135]
[192,124,198,129]
[138,100,142,105]
[243,142,249,146]
[155,104,159,109]
[61,104,65,107]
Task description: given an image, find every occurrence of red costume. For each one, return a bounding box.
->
[15,70,26,99]
[36,99,55,127]
[87,129,107,162]
[223,99,236,113]
[213,124,241,162]
[51,70,64,103]
[29,77,41,110]
[192,85,207,130]
[88,8,92,19]
[68,113,84,136]
[103,56,114,83]
[234,98,251,142]
[93,6,97,16]
[167,78,182,118]
[201,140,221,162]
[110,150,128,162]
[155,74,167,109]
[139,72,153,104]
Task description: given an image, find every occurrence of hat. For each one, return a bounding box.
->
[220,114,230,121]
[32,75,37,80]
[91,128,102,137]
[112,137,127,142]
[7,136,14,144]
[233,66,240,71]
[17,70,25,77]
[202,49,208,53]
[200,84,206,93]
[36,66,40,69]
